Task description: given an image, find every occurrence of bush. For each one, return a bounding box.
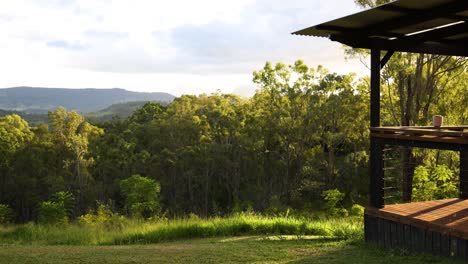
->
[38,191,75,225]
[38,201,68,225]
[78,204,128,230]
[349,204,364,217]
[120,175,161,218]
[330,208,349,217]
[0,204,13,224]
[52,191,75,216]
[321,189,346,215]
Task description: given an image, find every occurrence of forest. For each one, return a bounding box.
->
[1,0,467,227]
[1,0,468,263]
[1,54,466,224]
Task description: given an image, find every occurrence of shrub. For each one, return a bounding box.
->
[38,191,74,225]
[349,204,364,217]
[79,204,111,226]
[0,204,13,224]
[78,203,128,229]
[321,189,345,210]
[38,201,68,225]
[120,175,161,218]
[331,208,349,217]
[51,191,75,217]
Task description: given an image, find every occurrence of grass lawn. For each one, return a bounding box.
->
[0,236,462,264]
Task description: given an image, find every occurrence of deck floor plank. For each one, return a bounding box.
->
[366,199,468,239]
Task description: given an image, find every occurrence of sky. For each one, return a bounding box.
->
[0,0,368,97]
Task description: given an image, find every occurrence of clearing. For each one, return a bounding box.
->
[0,236,461,264]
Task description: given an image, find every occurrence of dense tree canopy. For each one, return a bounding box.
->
[0,58,465,222]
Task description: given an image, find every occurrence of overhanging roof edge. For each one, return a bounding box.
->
[292,0,468,57]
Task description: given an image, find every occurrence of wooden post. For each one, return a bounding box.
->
[460,147,468,199]
[370,138,384,208]
[369,49,384,208]
[370,49,381,128]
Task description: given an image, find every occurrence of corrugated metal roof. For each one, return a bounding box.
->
[293,0,468,56]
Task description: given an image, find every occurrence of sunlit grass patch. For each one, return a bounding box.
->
[0,214,363,246]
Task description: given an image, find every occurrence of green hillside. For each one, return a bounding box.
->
[86,101,167,122]
[0,101,168,125]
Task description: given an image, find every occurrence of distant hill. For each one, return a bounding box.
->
[0,101,169,125]
[0,87,175,113]
[0,101,168,125]
[86,101,166,123]
[0,109,48,126]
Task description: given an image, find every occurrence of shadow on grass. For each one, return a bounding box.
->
[217,235,344,244]
[284,242,464,264]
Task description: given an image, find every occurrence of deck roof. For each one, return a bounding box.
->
[292,0,468,57]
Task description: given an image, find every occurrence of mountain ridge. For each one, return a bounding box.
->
[1,101,167,125]
[0,87,175,113]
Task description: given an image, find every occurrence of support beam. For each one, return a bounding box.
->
[380,51,394,68]
[461,147,468,199]
[370,49,381,127]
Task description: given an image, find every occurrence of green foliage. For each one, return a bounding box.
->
[321,189,347,216]
[413,165,457,201]
[349,204,365,217]
[0,114,33,184]
[86,101,168,123]
[0,204,13,224]
[432,165,454,182]
[321,189,345,210]
[78,204,128,230]
[38,201,68,225]
[129,102,165,123]
[0,59,465,222]
[52,191,75,217]
[120,175,161,218]
[0,114,33,155]
[38,192,75,225]
[0,60,420,221]
[354,0,392,8]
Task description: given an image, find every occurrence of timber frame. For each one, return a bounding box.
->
[294,0,468,259]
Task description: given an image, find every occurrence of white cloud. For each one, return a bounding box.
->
[0,0,367,96]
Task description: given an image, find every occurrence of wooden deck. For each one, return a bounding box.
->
[366,199,468,239]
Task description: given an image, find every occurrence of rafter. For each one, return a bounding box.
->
[401,22,468,43]
[331,35,468,57]
[340,1,468,38]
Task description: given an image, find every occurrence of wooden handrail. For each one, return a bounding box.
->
[371,126,468,138]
